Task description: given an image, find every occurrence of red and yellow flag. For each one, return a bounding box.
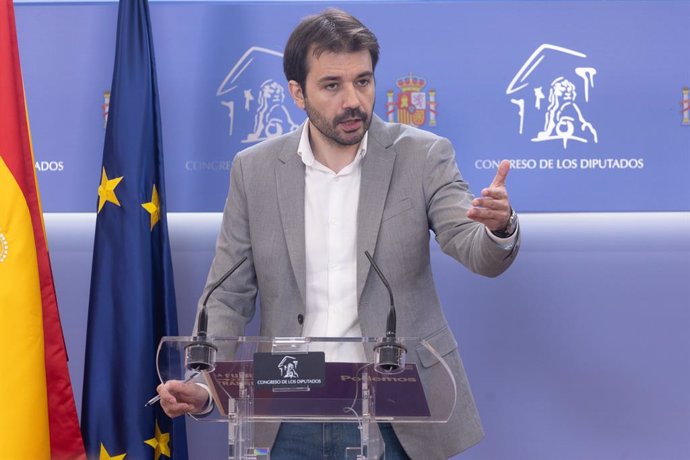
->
[0,0,85,458]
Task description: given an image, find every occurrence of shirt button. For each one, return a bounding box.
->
[297,314,304,325]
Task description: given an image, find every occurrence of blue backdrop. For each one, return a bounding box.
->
[17,0,690,213]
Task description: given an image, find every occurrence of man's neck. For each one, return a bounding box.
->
[308,124,360,174]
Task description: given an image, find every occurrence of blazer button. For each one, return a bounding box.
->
[297,314,304,325]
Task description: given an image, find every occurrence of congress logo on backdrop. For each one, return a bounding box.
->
[385,74,437,128]
[506,44,598,149]
[217,46,302,143]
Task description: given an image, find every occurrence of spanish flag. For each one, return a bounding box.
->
[0,0,86,458]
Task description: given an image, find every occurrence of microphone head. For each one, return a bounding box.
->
[374,338,406,374]
[184,339,217,373]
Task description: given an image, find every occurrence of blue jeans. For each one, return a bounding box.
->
[271,422,410,459]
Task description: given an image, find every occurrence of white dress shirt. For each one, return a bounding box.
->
[298,122,368,362]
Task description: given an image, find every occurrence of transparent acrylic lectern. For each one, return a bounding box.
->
[156,336,457,460]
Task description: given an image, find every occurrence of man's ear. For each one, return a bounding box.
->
[288,80,305,110]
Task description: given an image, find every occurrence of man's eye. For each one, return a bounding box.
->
[324,83,339,90]
[357,79,371,87]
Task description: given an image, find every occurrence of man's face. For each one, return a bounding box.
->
[289,49,375,148]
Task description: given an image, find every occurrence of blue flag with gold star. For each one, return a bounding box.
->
[81,0,188,458]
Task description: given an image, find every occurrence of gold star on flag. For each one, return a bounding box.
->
[144,420,171,460]
[97,167,123,213]
[141,184,161,230]
[99,443,126,460]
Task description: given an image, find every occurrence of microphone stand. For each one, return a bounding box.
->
[185,256,248,373]
[365,251,406,374]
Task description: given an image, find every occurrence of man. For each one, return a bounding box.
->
[158,9,519,459]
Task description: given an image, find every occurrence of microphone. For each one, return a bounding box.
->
[364,251,406,374]
[185,256,248,373]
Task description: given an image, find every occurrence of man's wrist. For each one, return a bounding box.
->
[491,207,518,238]
[190,382,214,415]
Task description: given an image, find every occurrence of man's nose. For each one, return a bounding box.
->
[341,84,361,110]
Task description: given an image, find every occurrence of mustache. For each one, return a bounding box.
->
[334,108,368,125]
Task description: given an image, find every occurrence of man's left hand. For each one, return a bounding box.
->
[466,160,512,233]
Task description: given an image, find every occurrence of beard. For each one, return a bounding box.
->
[304,101,373,147]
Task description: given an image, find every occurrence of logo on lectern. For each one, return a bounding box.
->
[278,356,299,378]
[253,352,325,388]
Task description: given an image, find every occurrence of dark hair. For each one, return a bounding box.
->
[283,9,380,91]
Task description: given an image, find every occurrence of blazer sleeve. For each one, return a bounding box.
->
[196,153,259,340]
[423,137,519,277]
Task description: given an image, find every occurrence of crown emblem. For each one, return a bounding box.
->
[396,75,427,93]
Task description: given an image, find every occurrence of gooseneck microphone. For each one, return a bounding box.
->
[185,256,248,373]
[365,251,406,374]
[198,256,248,335]
[364,251,396,338]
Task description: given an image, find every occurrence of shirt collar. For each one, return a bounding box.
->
[297,120,368,168]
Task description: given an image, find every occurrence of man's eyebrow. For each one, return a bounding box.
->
[316,71,374,84]
[317,75,342,84]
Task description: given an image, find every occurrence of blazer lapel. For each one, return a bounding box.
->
[276,130,307,306]
[357,116,397,303]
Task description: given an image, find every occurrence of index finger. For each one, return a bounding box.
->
[490,160,510,188]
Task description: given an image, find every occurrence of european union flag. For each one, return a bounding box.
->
[81,0,188,458]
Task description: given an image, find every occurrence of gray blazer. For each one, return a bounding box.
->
[201,114,520,459]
